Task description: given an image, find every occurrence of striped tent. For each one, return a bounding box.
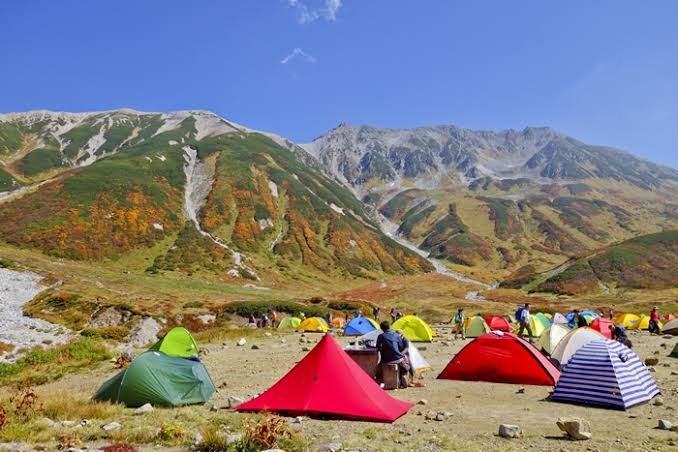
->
[551,339,660,410]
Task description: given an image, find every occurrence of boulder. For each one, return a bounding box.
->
[134,403,154,415]
[417,399,428,406]
[653,397,664,407]
[211,399,230,411]
[228,396,245,408]
[557,417,592,440]
[645,358,659,366]
[318,443,342,451]
[89,307,123,328]
[196,314,216,325]
[516,387,526,394]
[251,344,260,350]
[498,424,523,438]
[237,338,247,346]
[658,419,673,430]
[226,433,243,444]
[101,422,122,432]
[126,317,162,347]
[265,332,272,337]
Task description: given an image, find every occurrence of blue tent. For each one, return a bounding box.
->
[551,339,659,410]
[344,316,378,336]
[565,310,599,328]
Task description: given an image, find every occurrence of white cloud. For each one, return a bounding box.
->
[281,47,317,65]
[288,0,342,24]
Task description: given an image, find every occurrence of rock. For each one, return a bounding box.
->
[80,419,91,426]
[439,341,450,346]
[196,314,216,325]
[262,449,285,452]
[645,358,659,366]
[40,417,55,427]
[280,339,287,343]
[417,399,428,405]
[226,433,243,444]
[557,418,592,440]
[663,335,674,339]
[292,416,304,424]
[228,396,245,408]
[54,420,77,428]
[299,337,308,343]
[672,425,678,433]
[498,424,523,438]
[658,419,673,430]
[302,347,310,351]
[318,443,342,451]
[265,332,272,337]
[126,317,162,347]
[251,344,260,350]
[101,422,122,432]
[435,412,447,422]
[648,367,656,373]
[516,387,525,394]
[89,307,123,328]
[672,371,678,376]
[194,432,204,445]
[211,399,230,411]
[653,397,664,407]
[134,403,154,414]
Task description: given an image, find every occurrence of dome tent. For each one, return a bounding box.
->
[298,317,329,333]
[149,327,199,358]
[391,315,435,342]
[589,318,613,339]
[514,314,550,338]
[438,332,560,386]
[483,315,511,332]
[344,316,378,336]
[551,327,606,367]
[614,313,641,329]
[93,351,215,407]
[538,324,570,355]
[637,315,662,331]
[464,316,491,338]
[551,339,659,410]
[662,319,678,336]
[236,334,413,422]
[278,317,302,330]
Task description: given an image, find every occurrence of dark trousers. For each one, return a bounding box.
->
[518,321,533,341]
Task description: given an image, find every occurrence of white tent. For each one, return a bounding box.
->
[551,327,606,367]
[552,313,569,325]
[538,324,570,355]
[357,330,432,374]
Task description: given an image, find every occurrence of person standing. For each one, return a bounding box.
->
[608,306,614,320]
[576,310,588,328]
[390,308,397,323]
[373,306,380,322]
[649,306,661,334]
[452,308,466,340]
[517,303,533,343]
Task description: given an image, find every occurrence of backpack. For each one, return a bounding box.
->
[515,307,524,321]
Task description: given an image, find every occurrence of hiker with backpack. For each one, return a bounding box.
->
[516,303,533,343]
[452,308,466,340]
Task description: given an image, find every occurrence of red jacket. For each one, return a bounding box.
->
[650,311,659,321]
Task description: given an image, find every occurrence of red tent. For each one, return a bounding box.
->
[235,334,413,422]
[589,318,613,339]
[483,315,512,332]
[438,332,560,385]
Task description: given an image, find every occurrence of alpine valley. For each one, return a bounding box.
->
[0,110,677,336]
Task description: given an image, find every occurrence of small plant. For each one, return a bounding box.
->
[242,414,292,450]
[9,384,40,419]
[0,405,7,430]
[57,432,83,450]
[113,352,133,369]
[157,423,186,444]
[101,444,138,452]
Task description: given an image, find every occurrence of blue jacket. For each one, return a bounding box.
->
[376,330,405,363]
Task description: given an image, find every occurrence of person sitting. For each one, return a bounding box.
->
[376,321,410,388]
[396,329,415,386]
[649,306,661,334]
[609,324,632,348]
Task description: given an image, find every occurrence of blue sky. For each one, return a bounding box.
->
[2,1,677,168]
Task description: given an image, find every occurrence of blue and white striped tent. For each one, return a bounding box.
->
[551,339,659,410]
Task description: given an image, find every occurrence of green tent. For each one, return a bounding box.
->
[671,342,678,358]
[277,317,302,330]
[93,351,215,407]
[149,327,199,358]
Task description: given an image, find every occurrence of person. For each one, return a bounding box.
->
[397,330,415,386]
[259,313,269,328]
[608,306,614,320]
[649,306,661,334]
[354,310,362,319]
[373,306,380,322]
[452,308,466,340]
[390,308,397,323]
[573,309,587,328]
[609,324,632,348]
[517,303,533,343]
[247,313,257,327]
[396,311,404,320]
[269,309,278,328]
[376,321,410,389]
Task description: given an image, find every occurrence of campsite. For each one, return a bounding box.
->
[0,316,676,451]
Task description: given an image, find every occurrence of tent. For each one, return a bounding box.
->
[358,330,432,374]
[298,317,329,333]
[662,319,678,336]
[566,310,599,327]
[391,315,435,342]
[551,339,660,410]
[514,314,550,338]
[344,316,378,336]
[535,312,552,325]
[663,314,676,321]
[465,316,491,338]
[330,318,346,328]
[438,332,560,386]
[671,343,678,357]
[614,313,641,330]
[149,327,199,358]
[538,324,570,355]
[637,315,662,331]
[93,351,215,407]
[551,327,606,367]
[552,313,569,325]
[278,317,302,330]
[589,318,613,339]
[483,315,511,332]
[235,334,413,422]
[542,313,553,320]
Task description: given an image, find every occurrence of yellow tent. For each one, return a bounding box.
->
[514,314,549,338]
[613,313,641,329]
[637,315,662,331]
[392,315,434,342]
[367,317,380,329]
[298,317,329,333]
[464,316,490,338]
